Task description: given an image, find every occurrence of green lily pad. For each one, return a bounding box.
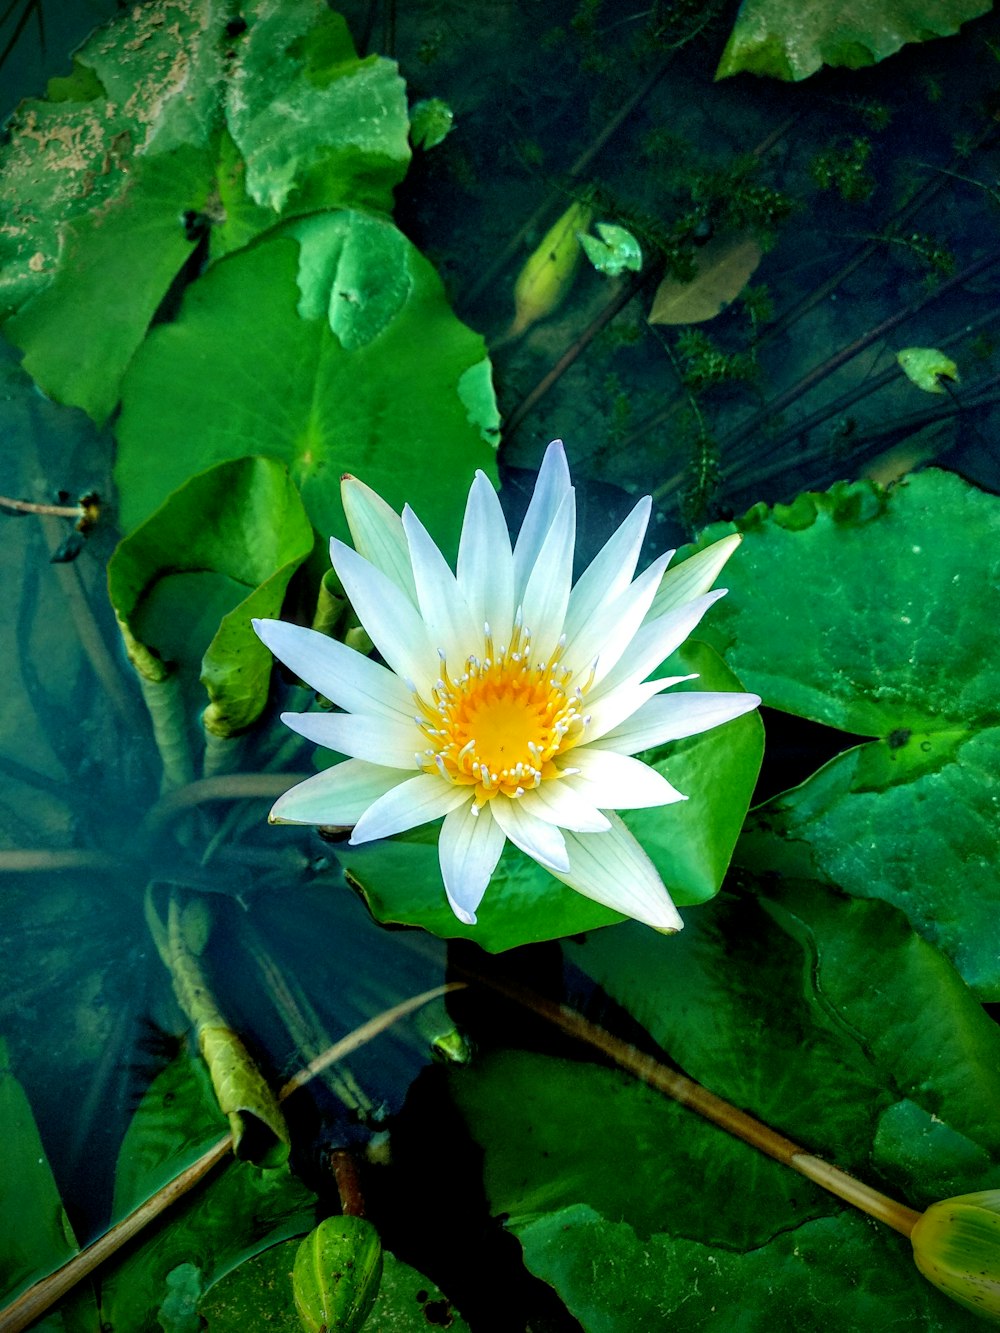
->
[686,469,1000,995]
[339,638,762,952]
[0,0,411,421]
[716,0,990,82]
[114,213,499,558]
[199,1242,470,1331]
[107,456,314,737]
[569,882,1000,1183]
[225,2,410,215]
[0,0,224,321]
[447,878,1000,1329]
[6,146,213,424]
[513,1205,975,1332]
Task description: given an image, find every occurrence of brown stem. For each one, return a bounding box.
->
[461,970,922,1239]
[504,272,649,439]
[330,1149,366,1218]
[0,495,83,519]
[0,981,467,1333]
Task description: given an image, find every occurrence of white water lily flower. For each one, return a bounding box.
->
[253,441,759,932]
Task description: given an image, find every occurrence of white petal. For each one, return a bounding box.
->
[341,475,418,603]
[583,674,697,744]
[518,781,610,833]
[562,551,671,687]
[280,710,421,769]
[253,619,414,720]
[438,801,506,925]
[647,533,741,622]
[589,589,726,705]
[561,748,686,809]
[563,495,657,642]
[269,759,407,826]
[457,472,515,649]
[402,505,479,668]
[490,796,570,873]
[518,488,575,661]
[556,812,683,932]
[592,690,762,755]
[330,539,436,694]
[512,439,572,600]
[349,773,471,843]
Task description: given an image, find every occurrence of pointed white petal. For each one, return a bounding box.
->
[589,589,726,705]
[583,674,697,744]
[350,773,471,844]
[519,488,575,661]
[491,796,570,873]
[592,690,762,755]
[512,439,572,600]
[518,781,610,833]
[647,533,741,621]
[280,710,421,769]
[341,475,418,603]
[330,539,436,694]
[563,495,657,641]
[402,505,479,669]
[556,812,683,932]
[562,748,686,809]
[253,619,414,720]
[269,759,407,826]
[438,801,506,925]
[457,472,515,649]
[562,551,671,686]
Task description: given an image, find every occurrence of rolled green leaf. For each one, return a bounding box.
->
[108,457,314,771]
[911,1191,1000,1322]
[293,1216,383,1332]
[145,887,290,1167]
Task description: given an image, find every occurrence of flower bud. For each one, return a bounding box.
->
[910,1190,1000,1322]
[293,1215,383,1332]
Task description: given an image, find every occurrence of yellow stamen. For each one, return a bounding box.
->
[415,625,589,806]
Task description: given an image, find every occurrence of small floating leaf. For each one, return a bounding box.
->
[293,1216,383,1332]
[897,346,959,394]
[578,222,643,276]
[410,98,454,149]
[649,232,762,325]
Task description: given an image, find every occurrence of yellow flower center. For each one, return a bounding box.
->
[416,621,590,806]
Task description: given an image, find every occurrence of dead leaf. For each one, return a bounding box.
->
[649,231,762,325]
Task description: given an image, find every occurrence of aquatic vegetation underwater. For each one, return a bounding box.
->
[2,1,1000,1329]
